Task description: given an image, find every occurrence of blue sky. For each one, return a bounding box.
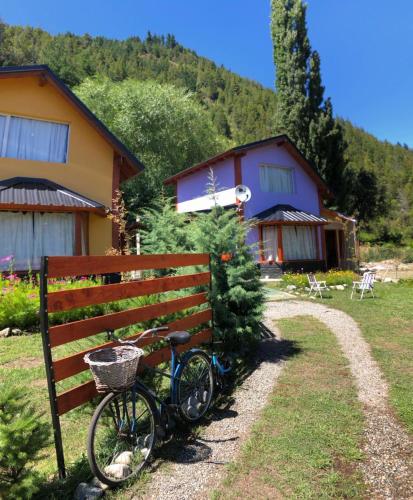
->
[2,0,413,146]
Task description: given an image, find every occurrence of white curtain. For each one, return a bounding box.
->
[259,165,294,193]
[282,226,317,260]
[262,226,278,261]
[0,115,6,147]
[0,212,75,271]
[33,213,75,269]
[4,116,69,163]
[0,212,34,271]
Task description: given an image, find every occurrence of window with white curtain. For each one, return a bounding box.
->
[259,164,295,193]
[0,114,69,163]
[0,212,76,271]
[262,225,278,262]
[282,225,317,260]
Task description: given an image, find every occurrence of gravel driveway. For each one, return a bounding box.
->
[139,321,287,500]
[135,301,413,499]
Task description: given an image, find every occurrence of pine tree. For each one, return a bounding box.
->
[271,0,311,153]
[0,386,50,499]
[271,0,347,200]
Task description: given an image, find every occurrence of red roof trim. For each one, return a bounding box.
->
[163,135,329,195]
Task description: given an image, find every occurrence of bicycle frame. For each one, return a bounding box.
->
[211,353,231,376]
[132,344,190,414]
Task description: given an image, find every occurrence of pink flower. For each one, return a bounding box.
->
[0,255,13,264]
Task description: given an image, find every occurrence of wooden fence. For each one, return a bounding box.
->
[40,253,212,478]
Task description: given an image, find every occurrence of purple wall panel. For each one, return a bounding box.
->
[240,143,320,220]
[177,157,235,203]
[174,143,323,263]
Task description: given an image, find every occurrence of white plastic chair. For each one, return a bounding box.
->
[307,273,328,298]
[351,271,375,300]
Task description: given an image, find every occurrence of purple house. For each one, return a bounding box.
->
[164,135,357,274]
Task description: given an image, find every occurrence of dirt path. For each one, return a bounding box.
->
[134,301,413,499]
[266,300,413,500]
[138,329,288,499]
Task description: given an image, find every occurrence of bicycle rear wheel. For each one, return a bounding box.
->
[176,350,214,423]
[87,387,157,487]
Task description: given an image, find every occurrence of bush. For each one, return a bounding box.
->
[0,386,50,499]
[360,244,413,263]
[141,193,265,353]
[282,270,358,288]
[0,275,129,331]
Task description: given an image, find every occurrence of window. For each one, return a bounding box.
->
[262,225,278,262]
[0,114,69,163]
[282,226,317,260]
[259,164,294,193]
[0,212,77,271]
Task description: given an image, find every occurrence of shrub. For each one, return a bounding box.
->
[402,247,413,264]
[0,386,50,499]
[141,191,265,353]
[282,270,358,288]
[0,275,129,331]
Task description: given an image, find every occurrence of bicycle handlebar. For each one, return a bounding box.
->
[107,326,169,345]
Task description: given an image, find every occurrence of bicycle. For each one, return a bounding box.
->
[87,326,215,487]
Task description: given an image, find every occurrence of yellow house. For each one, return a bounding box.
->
[0,65,144,271]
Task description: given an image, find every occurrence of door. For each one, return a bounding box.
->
[325,230,338,269]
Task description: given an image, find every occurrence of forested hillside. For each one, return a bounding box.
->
[0,22,412,242]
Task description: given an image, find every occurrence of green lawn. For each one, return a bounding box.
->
[0,333,98,497]
[313,281,413,434]
[214,316,365,499]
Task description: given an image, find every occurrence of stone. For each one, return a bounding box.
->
[114,451,133,465]
[11,328,22,336]
[90,477,110,491]
[0,328,11,338]
[336,285,345,291]
[103,463,132,480]
[73,482,104,499]
[309,296,316,300]
[286,285,296,291]
[330,285,336,290]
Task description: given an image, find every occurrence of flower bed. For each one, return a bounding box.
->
[0,274,126,331]
[282,270,358,289]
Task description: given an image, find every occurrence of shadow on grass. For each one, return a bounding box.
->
[33,456,91,500]
[153,324,301,470]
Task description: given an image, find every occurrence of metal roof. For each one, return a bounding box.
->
[254,204,327,224]
[0,177,105,209]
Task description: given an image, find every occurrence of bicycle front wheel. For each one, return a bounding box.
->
[87,387,157,487]
[176,350,214,423]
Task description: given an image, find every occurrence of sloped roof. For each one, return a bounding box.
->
[164,134,330,195]
[0,177,105,213]
[254,204,327,224]
[0,65,144,180]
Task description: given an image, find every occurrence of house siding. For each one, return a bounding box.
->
[177,157,235,203]
[0,75,113,253]
[240,143,320,219]
[174,142,325,265]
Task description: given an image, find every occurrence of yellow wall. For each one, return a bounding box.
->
[0,75,114,253]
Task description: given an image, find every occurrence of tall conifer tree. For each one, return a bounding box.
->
[271,0,347,198]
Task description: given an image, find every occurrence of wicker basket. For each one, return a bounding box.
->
[84,346,144,393]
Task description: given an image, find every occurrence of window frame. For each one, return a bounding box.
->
[259,163,296,194]
[0,112,70,164]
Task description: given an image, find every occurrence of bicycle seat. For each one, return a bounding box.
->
[166,331,191,346]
